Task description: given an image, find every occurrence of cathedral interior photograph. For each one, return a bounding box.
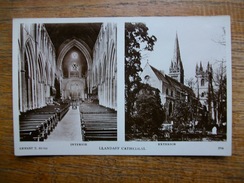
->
[17,22,117,142]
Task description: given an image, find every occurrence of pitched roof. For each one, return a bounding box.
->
[149,65,168,83]
[149,64,195,96]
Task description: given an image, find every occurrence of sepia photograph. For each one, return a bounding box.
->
[13,16,231,156]
[16,21,117,142]
[125,19,228,142]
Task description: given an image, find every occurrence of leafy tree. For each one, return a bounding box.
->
[172,100,190,126]
[125,22,157,134]
[171,95,199,131]
[135,84,165,136]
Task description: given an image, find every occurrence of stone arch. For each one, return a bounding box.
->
[37,53,45,82]
[57,38,92,95]
[38,54,46,107]
[23,38,35,78]
[101,54,107,83]
[45,62,49,85]
[57,39,92,74]
[21,38,35,111]
[106,42,116,109]
[99,61,102,83]
[50,68,54,86]
[110,43,117,109]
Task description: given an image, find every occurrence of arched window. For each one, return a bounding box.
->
[166,88,169,95]
[201,79,205,86]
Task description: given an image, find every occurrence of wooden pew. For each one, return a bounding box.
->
[20,115,55,133]
[20,128,43,141]
[80,111,117,141]
[20,121,47,140]
[19,102,70,141]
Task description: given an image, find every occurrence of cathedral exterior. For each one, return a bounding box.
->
[140,34,196,119]
[140,33,225,128]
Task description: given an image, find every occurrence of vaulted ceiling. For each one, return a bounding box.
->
[44,23,102,54]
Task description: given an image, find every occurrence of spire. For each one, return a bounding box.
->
[169,33,184,84]
[199,61,203,71]
[207,62,210,72]
[196,63,199,74]
[173,32,181,65]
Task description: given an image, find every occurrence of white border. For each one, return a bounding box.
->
[13,16,232,156]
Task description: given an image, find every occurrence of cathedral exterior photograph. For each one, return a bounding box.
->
[16,21,117,142]
[125,20,227,142]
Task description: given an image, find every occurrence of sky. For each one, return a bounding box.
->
[139,16,229,83]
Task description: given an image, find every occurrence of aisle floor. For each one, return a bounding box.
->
[45,106,82,141]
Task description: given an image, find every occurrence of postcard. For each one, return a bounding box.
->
[13,16,232,156]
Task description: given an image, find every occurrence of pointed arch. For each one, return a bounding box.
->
[36,55,46,108]
[57,38,92,95]
[109,42,117,109]
[37,53,44,83]
[21,38,35,111]
[45,62,49,85]
[57,38,92,73]
[24,38,35,78]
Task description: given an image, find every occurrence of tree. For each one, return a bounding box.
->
[135,84,166,136]
[185,77,196,89]
[209,26,227,125]
[214,60,227,124]
[171,95,199,131]
[125,23,157,133]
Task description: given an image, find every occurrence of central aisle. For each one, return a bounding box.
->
[46,106,82,141]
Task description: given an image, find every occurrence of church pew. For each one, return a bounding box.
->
[19,102,70,141]
[20,131,38,141]
[19,113,56,141]
[83,127,117,131]
[80,105,117,141]
[83,134,117,141]
[81,116,116,122]
[20,122,47,139]
[20,119,49,135]
[81,123,117,128]
[20,118,53,134]
[81,122,117,141]
[20,126,46,140]
[20,114,57,132]
[20,128,43,141]
[32,102,69,120]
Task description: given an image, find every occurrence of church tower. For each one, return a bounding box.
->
[169,33,184,84]
[195,61,209,105]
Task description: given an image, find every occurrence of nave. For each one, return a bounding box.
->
[18,23,118,141]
